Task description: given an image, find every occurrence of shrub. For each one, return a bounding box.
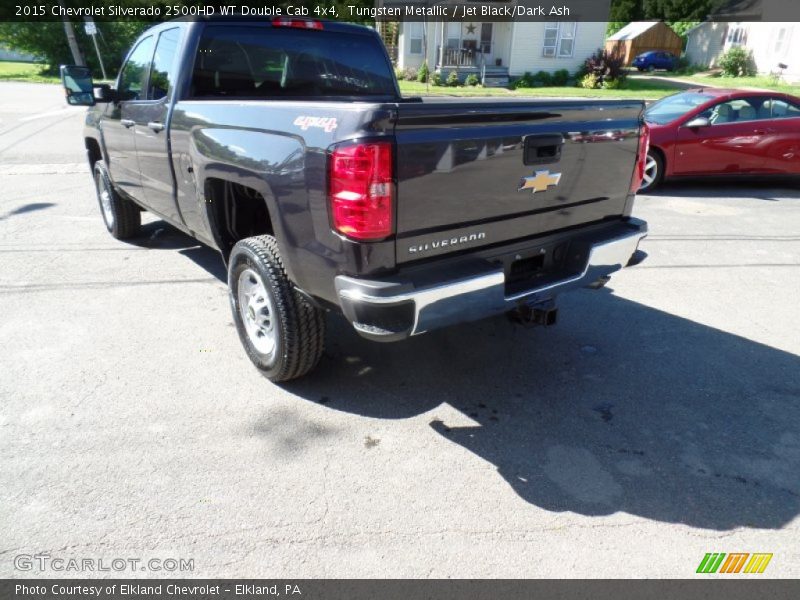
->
[431,72,443,86]
[602,77,622,89]
[394,67,404,81]
[718,47,755,77]
[532,70,553,86]
[673,56,704,76]
[581,48,626,86]
[416,62,429,83]
[580,73,599,89]
[465,73,480,86]
[552,69,570,86]
[514,71,559,88]
[446,70,460,87]
[513,72,535,88]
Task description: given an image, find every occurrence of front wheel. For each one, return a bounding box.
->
[228,235,325,382]
[93,161,140,239]
[639,150,664,192]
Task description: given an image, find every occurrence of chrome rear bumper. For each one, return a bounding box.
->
[335,219,647,341]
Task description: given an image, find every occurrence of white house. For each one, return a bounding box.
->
[685,22,799,82]
[395,18,607,86]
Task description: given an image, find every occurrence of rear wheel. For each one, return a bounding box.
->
[228,235,325,382]
[639,150,664,192]
[93,162,140,239]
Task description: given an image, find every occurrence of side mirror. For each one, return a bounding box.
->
[93,84,116,103]
[684,116,711,128]
[60,65,95,106]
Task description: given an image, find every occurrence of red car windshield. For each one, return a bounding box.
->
[645,92,715,125]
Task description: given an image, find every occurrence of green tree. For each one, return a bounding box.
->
[610,0,723,22]
[0,21,149,77]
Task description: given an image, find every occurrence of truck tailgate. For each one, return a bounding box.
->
[394,99,644,263]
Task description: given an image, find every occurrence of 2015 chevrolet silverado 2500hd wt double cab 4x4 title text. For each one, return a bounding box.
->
[61,17,649,382]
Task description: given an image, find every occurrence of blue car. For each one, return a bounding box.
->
[633,51,677,72]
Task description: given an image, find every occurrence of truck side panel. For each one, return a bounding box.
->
[168,100,397,305]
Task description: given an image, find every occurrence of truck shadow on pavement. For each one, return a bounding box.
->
[285,287,800,531]
[131,221,228,281]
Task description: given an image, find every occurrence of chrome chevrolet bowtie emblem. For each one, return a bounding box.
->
[518,169,561,193]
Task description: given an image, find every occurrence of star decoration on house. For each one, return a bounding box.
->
[466,23,476,34]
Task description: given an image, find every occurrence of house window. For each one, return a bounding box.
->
[773,27,790,56]
[407,22,423,55]
[726,25,747,46]
[558,22,576,57]
[543,22,576,58]
[446,21,461,50]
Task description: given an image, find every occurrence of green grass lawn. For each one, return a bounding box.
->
[398,79,679,100]
[650,73,800,95]
[0,61,60,84]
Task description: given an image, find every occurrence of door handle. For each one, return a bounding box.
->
[753,129,766,135]
[147,121,165,132]
[120,119,135,128]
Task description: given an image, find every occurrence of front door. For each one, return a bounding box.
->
[672,97,769,175]
[103,35,154,202]
[134,27,183,223]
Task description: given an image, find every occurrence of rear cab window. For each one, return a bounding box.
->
[190,25,397,99]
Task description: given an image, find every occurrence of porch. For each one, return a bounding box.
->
[433,21,512,86]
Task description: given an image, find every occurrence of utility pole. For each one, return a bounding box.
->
[83,18,107,79]
[57,0,85,66]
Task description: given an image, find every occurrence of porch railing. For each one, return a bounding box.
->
[438,46,477,67]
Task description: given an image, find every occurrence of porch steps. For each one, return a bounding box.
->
[482,67,509,88]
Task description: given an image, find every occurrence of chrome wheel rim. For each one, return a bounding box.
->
[96,174,114,228]
[641,153,658,190]
[237,268,278,357]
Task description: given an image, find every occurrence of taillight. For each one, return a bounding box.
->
[271,18,323,30]
[630,121,650,193]
[328,141,394,241]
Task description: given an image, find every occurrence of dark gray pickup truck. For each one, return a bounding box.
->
[61,17,649,381]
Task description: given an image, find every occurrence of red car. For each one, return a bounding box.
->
[640,88,800,191]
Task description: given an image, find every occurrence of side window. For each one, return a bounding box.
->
[700,97,770,124]
[118,36,155,101]
[149,28,181,101]
[768,99,800,119]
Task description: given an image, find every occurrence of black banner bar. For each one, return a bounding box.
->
[2,0,800,23]
[3,580,800,600]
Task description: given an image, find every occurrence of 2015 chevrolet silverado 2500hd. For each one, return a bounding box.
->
[61,18,649,382]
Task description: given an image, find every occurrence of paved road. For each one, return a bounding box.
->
[1,83,799,578]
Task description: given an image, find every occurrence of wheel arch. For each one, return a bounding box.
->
[200,167,295,279]
[649,144,668,177]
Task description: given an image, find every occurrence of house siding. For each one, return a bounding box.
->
[743,23,799,82]
[396,21,425,71]
[685,22,727,68]
[397,20,606,77]
[508,21,606,76]
[686,22,799,83]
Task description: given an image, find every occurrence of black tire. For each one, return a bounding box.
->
[93,161,140,239]
[639,150,664,193]
[647,65,656,73]
[228,235,325,382]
